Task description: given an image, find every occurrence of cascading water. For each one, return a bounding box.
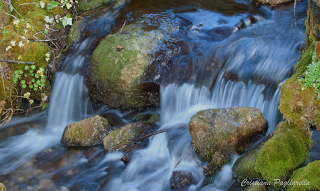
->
[0,0,309,190]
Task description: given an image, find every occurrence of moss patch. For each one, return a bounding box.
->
[78,0,110,11]
[254,121,312,183]
[88,23,163,108]
[287,160,320,191]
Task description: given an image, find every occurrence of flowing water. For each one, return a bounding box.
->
[0,0,313,190]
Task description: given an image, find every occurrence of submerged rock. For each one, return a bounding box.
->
[287,160,320,191]
[169,171,193,191]
[188,107,268,162]
[87,23,169,109]
[61,115,111,147]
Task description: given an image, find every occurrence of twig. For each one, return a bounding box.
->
[0,10,19,19]
[120,20,127,32]
[0,59,34,64]
[19,2,36,6]
[194,158,205,170]
[13,105,41,115]
[3,0,22,18]
[133,124,186,141]
[28,36,67,42]
[174,144,191,168]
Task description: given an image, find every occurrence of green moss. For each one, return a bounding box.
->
[145,114,160,123]
[68,18,84,44]
[287,160,320,191]
[254,122,311,184]
[79,0,110,11]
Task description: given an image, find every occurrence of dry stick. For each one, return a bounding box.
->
[194,158,205,170]
[0,10,19,19]
[133,124,186,141]
[120,20,127,32]
[0,59,34,64]
[1,74,6,94]
[28,36,68,42]
[174,144,191,168]
[3,0,22,18]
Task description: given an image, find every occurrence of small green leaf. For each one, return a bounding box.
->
[31,65,36,70]
[31,73,34,77]
[29,85,33,88]
[40,83,45,87]
[29,70,34,74]
[25,65,29,70]
[21,80,26,84]
[19,70,23,74]
[24,74,28,77]
[22,84,27,88]
[41,78,46,83]
[2,28,8,34]
[34,87,38,91]
[37,80,41,85]
[66,2,72,9]
[35,74,40,78]
[44,29,48,35]
[34,84,39,88]
[31,78,35,83]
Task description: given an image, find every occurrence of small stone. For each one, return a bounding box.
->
[169,171,193,190]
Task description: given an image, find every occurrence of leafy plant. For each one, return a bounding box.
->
[13,65,46,92]
[298,50,320,99]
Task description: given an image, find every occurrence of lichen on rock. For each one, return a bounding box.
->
[61,115,111,146]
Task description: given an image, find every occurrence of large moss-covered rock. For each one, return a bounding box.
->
[88,24,165,108]
[287,160,320,191]
[254,121,312,183]
[306,0,320,44]
[61,115,111,146]
[188,107,268,162]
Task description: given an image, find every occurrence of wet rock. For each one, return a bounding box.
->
[103,120,158,153]
[61,115,111,147]
[169,171,193,191]
[243,184,267,191]
[287,160,320,191]
[87,20,175,109]
[101,113,126,128]
[68,18,87,45]
[307,0,320,44]
[254,0,294,6]
[120,154,131,166]
[0,183,6,191]
[188,107,268,162]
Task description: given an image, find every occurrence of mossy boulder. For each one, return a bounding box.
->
[68,18,87,45]
[103,123,142,152]
[287,160,320,191]
[0,183,6,191]
[254,121,312,183]
[79,0,111,11]
[88,24,164,109]
[61,115,111,146]
[188,107,268,162]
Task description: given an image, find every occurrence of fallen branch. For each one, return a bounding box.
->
[174,144,191,168]
[0,59,34,64]
[133,124,186,141]
[194,158,205,170]
[28,36,67,42]
[294,0,297,27]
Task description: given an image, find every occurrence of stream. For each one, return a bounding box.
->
[0,0,318,191]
